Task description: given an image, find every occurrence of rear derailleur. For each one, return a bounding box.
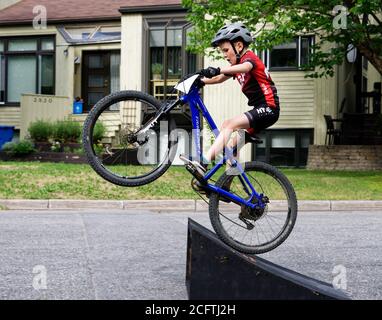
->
[239,195,270,229]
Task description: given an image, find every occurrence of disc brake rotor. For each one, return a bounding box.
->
[117,124,148,148]
[240,195,269,221]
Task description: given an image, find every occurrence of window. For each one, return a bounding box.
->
[362,56,368,70]
[0,37,55,105]
[263,36,314,71]
[254,129,313,167]
[146,19,197,100]
[8,39,37,51]
[144,18,198,164]
[270,41,298,69]
[39,55,54,95]
[8,56,36,102]
[57,25,121,44]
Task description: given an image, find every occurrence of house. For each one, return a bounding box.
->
[0,0,381,167]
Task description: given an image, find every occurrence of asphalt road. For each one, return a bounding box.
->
[0,209,381,300]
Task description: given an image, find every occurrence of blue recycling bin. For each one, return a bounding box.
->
[73,101,83,114]
[0,125,15,150]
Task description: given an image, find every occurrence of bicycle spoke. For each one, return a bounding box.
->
[264,214,277,238]
[82,91,179,187]
[211,162,297,253]
[264,214,284,229]
[219,211,247,230]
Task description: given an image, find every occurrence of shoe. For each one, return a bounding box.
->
[179,155,208,180]
[194,179,232,203]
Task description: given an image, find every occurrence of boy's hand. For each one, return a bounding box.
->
[194,77,205,88]
[200,67,220,78]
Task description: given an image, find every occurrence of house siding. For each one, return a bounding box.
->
[201,56,318,158]
[0,25,56,37]
[203,56,316,130]
[271,72,315,128]
[71,111,121,144]
[314,69,338,145]
[0,107,20,128]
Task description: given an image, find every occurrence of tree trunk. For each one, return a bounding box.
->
[357,44,382,76]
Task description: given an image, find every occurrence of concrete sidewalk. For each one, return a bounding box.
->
[1,199,382,212]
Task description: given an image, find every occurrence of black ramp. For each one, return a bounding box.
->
[186,218,350,300]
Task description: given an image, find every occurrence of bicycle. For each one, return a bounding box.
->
[82,73,298,254]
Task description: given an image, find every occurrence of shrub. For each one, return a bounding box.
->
[2,140,35,156]
[28,120,52,142]
[93,122,106,143]
[1,142,16,154]
[52,120,82,143]
[72,147,85,155]
[51,141,62,152]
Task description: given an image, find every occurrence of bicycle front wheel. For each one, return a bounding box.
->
[82,90,178,186]
[209,161,297,254]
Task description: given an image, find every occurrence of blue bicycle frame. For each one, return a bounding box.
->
[175,86,265,210]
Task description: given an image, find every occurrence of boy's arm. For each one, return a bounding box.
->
[202,74,231,85]
[200,62,253,84]
[220,62,253,75]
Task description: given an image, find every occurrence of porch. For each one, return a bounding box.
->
[325,82,382,146]
[340,113,382,145]
[325,112,382,146]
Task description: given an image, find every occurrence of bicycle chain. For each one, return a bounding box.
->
[190,177,211,207]
[191,177,251,230]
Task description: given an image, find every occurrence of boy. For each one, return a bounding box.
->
[184,22,280,177]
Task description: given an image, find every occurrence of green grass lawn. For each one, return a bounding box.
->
[0,161,382,200]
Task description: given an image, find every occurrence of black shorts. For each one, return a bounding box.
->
[244,104,280,132]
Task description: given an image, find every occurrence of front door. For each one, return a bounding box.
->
[82,51,120,112]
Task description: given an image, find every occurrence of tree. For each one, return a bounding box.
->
[183,0,382,78]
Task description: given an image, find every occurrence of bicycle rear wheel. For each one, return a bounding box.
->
[209,161,297,254]
[82,90,178,186]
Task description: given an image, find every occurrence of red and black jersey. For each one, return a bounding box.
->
[234,50,279,108]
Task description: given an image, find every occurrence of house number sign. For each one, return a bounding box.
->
[33,97,53,103]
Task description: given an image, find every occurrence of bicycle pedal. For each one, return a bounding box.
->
[218,195,232,203]
[185,163,204,181]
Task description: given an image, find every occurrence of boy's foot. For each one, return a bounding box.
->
[179,155,208,179]
[193,179,232,203]
[192,179,207,193]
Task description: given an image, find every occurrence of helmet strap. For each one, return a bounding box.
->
[230,41,243,64]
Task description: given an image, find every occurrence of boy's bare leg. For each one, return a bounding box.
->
[226,130,246,167]
[205,114,250,163]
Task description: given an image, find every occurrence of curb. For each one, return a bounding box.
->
[1,199,382,212]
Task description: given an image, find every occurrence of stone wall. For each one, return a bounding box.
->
[307,145,382,170]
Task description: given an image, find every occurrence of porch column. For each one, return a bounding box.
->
[121,13,143,91]
[313,41,339,145]
[121,13,144,127]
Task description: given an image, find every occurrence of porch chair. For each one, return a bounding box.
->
[324,115,343,145]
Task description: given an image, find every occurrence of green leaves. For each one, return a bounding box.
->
[182,0,382,76]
